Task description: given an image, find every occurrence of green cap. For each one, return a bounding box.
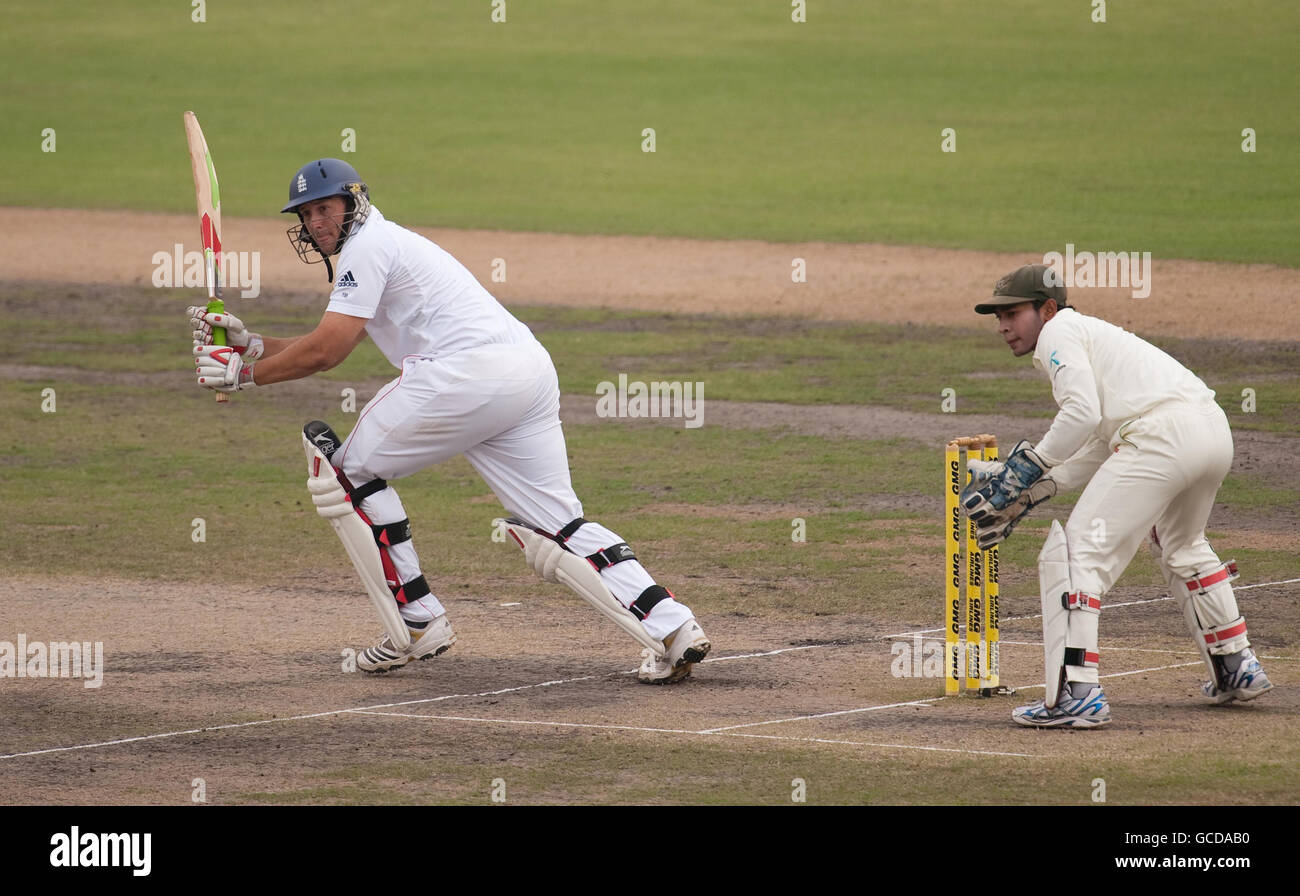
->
[975,263,1067,314]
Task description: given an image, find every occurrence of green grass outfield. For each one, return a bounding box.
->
[5,1,1298,263]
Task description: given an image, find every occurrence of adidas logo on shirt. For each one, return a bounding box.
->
[336,270,358,289]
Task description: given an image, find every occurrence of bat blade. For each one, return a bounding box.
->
[183,111,229,402]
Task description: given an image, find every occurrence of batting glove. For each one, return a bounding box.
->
[194,344,257,393]
[188,306,265,360]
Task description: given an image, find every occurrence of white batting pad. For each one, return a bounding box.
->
[505,520,665,655]
[304,435,410,651]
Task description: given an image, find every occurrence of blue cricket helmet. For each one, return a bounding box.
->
[281,159,372,274]
[281,158,367,214]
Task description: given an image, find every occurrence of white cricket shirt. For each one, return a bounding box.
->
[325,207,538,367]
[1032,308,1217,466]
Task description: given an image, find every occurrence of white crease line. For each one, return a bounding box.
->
[996,641,1295,661]
[885,576,1300,640]
[886,597,1171,639]
[1008,660,1204,692]
[997,640,1197,655]
[1237,577,1300,590]
[350,709,1035,759]
[700,645,821,663]
[601,645,821,679]
[884,636,1294,662]
[0,651,836,762]
[0,711,365,762]
[350,710,697,736]
[1097,661,1204,679]
[718,732,1036,759]
[699,699,941,734]
[0,674,600,761]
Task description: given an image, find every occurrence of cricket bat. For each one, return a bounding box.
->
[183,111,229,403]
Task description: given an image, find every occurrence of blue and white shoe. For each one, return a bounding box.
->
[1203,648,1273,704]
[1013,684,1111,729]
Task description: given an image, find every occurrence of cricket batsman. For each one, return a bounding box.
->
[190,159,710,683]
[961,264,1273,728]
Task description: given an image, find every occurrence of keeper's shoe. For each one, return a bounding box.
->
[1203,648,1273,704]
[357,615,456,673]
[1013,684,1111,729]
[637,618,711,684]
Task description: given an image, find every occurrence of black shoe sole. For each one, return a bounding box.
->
[360,641,454,674]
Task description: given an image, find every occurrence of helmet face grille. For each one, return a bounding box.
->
[285,220,327,264]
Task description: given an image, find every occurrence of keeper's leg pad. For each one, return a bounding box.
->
[502,518,665,655]
[1038,520,1101,708]
[1179,561,1247,688]
[1149,529,1248,689]
[303,424,410,651]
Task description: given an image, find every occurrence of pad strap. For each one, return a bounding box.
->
[1185,562,1239,592]
[550,517,637,571]
[1204,618,1247,646]
[630,584,672,621]
[393,575,430,604]
[1063,592,1101,612]
[335,469,389,505]
[351,478,389,503]
[587,543,636,570]
[556,517,588,541]
[372,519,412,547]
[1063,592,1100,669]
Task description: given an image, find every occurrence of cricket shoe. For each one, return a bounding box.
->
[637,618,711,684]
[1013,684,1111,729]
[1202,648,1273,704]
[357,615,456,673]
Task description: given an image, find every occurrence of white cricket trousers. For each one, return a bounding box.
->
[1066,399,1239,602]
[334,340,693,640]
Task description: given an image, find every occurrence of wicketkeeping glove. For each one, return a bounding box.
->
[194,344,257,393]
[972,476,1057,549]
[960,439,1050,526]
[188,306,265,360]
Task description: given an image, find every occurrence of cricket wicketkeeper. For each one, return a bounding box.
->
[961,263,1272,728]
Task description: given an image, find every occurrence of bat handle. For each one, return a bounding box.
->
[208,298,229,404]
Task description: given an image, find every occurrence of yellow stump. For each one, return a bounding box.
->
[981,437,1000,693]
[964,438,985,691]
[945,442,962,696]
[945,435,1008,697]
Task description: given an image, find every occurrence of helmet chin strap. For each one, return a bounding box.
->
[323,255,334,283]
